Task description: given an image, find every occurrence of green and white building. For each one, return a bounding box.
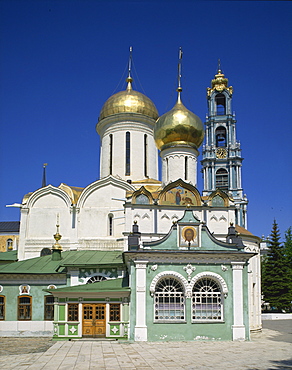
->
[0,57,261,340]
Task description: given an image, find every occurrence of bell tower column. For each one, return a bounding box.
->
[201,64,248,228]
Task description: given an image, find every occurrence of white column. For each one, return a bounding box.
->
[134,260,148,341]
[231,262,246,340]
[69,270,79,286]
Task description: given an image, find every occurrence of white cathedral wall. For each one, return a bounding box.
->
[78,183,127,240]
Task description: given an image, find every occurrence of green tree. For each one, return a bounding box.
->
[261,221,291,311]
[283,227,292,308]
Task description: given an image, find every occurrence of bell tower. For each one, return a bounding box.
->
[201,64,248,228]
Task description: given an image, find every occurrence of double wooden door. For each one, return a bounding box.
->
[82,304,106,337]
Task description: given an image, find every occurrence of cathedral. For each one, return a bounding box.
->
[0,53,261,341]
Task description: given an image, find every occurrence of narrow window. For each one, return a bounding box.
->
[216,168,228,190]
[44,295,54,320]
[18,296,32,320]
[215,93,226,115]
[215,126,227,147]
[40,248,51,256]
[144,134,148,177]
[109,304,120,321]
[87,275,107,284]
[0,296,5,320]
[108,214,113,236]
[185,157,188,180]
[6,239,13,251]
[192,278,223,321]
[125,132,130,176]
[154,277,185,322]
[109,134,113,175]
[68,303,79,321]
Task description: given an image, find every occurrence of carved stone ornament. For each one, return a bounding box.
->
[221,265,228,272]
[151,264,158,271]
[183,264,196,282]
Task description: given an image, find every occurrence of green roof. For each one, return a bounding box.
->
[0,250,124,274]
[0,250,18,262]
[48,277,130,293]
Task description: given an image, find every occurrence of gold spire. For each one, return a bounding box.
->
[97,47,158,123]
[52,215,62,251]
[154,48,204,151]
[207,61,233,96]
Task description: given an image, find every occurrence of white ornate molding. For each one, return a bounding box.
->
[149,271,188,297]
[190,272,229,298]
[183,264,196,282]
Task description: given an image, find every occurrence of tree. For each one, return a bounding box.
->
[261,221,291,312]
[283,227,292,307]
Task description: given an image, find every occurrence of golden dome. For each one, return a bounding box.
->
[98,77,159,122]
[154,92,204,151]
[207,68,233,96]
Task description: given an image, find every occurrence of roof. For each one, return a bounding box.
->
[0,250,124,274]
[0,221,20,233]
[235,225,254,236]
[48,277,130,293]
[0,250,18,261]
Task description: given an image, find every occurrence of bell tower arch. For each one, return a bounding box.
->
[201,65,248,228]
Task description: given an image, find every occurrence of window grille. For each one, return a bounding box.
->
[18,296,32,320]
[154,277,185,322]
[44,295,54,320]
[87,275,107,284]
[0,296,5,320]
[216,169,228,189]
[192,278,222,321]
[109,304,120,321]
[68,304,79,321]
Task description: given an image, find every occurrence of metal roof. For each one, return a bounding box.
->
[0,221,20,233]
[0,250,124,274]
[48,277,130,293]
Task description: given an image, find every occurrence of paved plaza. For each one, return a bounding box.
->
[0,320,291,370]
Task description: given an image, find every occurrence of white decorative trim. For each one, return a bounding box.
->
[221,265,228,272]
[190,272,228,298]
[142,213,150,219]
[0,285,3,293]
[151,264,158,271]
[149,271,188,297]
[183,264,196,282]
[161,214,170,220]
[210,215,218,221]
[219,215,227,222]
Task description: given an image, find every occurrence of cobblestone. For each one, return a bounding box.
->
[0,321,290,369]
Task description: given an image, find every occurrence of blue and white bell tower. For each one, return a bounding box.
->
[201,65,248,228]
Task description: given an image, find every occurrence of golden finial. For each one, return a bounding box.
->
[207,60,233,96]
[52,214,62,251]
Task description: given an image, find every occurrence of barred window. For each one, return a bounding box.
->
[68,304,79,321]
[0,296,5,320]
[192,278,222,321]
[154,277,185,322]
[44,295,54,320]
[18,296,32,320]
[109,304,120,321]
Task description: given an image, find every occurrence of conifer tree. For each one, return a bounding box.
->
[283,227,292,309]
[261,221,291,311]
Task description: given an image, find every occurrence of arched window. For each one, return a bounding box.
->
[40,248,51,256]
[0,296,5,320]
[6,239,13,251]
[87,275,107,284]
[215,126,227,147]
[18,296,32,320]
[125,131,130,176]
[192,278,223,321]
[154,277,185,322]
[216,168,228,190]
[212,195,224,207]
[108,214,113,236]
[109,134,113,175]
[144,134,148,177]
[215,93,226,115]
[44,295,54,320]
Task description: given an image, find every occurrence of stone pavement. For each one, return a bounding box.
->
[0,321,291,370]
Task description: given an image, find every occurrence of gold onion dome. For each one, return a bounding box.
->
[98,77,159,122]
[154,90,204,151]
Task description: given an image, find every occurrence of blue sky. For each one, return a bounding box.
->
[0,0,291,239]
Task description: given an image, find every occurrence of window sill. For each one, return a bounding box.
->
[154,320,186,324]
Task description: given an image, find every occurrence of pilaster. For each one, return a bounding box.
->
[231,262,246,340]
[134,260,148,341]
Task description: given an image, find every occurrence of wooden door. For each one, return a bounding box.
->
[82,304,106,337]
